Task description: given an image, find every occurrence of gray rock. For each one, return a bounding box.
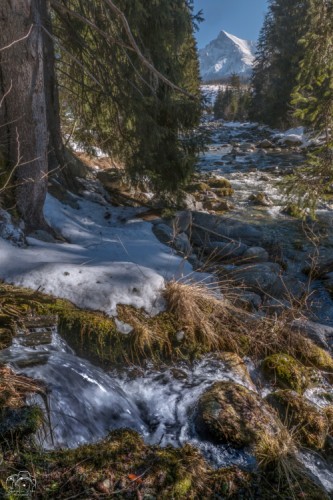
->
[181,193,203,211]
[153,223,173,244]
[173,232,192,255]
[242,247,269,263]
[249,192,273,207]
[206,241,248,261]
[258,139,275,149]
[222,262,281,295]
[173,210,192,233]
[191,212,263,247]
[291,319,333,350]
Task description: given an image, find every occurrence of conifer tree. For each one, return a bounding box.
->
[53,0,203,192]
[251,0,310,128]
[288,0,333,214]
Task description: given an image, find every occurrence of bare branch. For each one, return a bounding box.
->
[0,80,13,109]
[103,0,196,99]
[41,25,104,90]
[0,24,33,52]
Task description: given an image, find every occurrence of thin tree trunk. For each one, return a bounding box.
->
[0,0,50,231]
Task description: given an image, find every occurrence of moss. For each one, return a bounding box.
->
[266,390,328,450]
[207,177,231,189]
[324,406,333,435]
[297,342,333,380]
[282,203,306,218]
[195,381,280,448]
[186,182,209,193]
[214,187,235,197]
[262,353,310,393]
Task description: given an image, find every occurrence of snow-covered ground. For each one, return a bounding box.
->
[0,195,205,316]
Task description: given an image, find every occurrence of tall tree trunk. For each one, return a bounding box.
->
[0,0,51,231]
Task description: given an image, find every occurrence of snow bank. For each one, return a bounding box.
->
[11,262,165,316]
[273,127,307,146]
[0,194,206,316]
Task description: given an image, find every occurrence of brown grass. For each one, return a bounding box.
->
[0,365,45,408]
[165,280,248,352]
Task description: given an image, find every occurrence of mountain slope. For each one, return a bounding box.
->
[199,30,256,81]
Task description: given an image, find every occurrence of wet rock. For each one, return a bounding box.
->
[217,352,254,389]
[181,193,203,211]
[207,177,232,189]
[257,139,275,149]
[206,241,248,261]
[261,353,310,393]
[221,262,281,295]
[152,224,192,254]
[242,247,269,263]
[195,381,279,447]
[266,390,329,450]
[291,319,333,350]
[249,192,273,207]
[173,211,192,233]
[191,212,263,247]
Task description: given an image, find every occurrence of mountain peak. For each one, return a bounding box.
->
[199,30,256,82]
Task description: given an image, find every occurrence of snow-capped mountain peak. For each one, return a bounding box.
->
[199,30,256,81]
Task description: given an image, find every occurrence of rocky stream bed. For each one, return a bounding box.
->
[1,120,333,498]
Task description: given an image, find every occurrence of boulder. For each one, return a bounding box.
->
[217,352,255,390]
[222,262,281,295]
[191,212,263,247]
[249,192,273,207]
[257,139,275,149]
[173,211,192,233]
[242,247,269,263]
[206,241,248,261]
[266,390,329,450]
[195,381,279,448]
[261,353,310,393]
[291,319,333,350]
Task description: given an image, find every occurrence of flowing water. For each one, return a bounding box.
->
[199,120,333,326]
[2,120,333,492]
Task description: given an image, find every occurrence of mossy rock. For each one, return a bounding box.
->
[214,187,235,197]
[266,390,329,450]
[282,203,306,218]
[195,381,279,448]
[297,342,333,382]
[207,177,232,189]
[324,406,333,435]
[261,353,310,393]
[186,182,210,193]
[0,406,43,442]
[217,352,254,388]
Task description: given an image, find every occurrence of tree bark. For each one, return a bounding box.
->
[0,0,50,231]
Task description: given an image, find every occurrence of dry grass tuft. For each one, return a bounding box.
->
[254,427,297,469]
[165,280,248,352]
[0,365,45,408]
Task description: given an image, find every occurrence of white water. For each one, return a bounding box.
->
[0,329,254,468]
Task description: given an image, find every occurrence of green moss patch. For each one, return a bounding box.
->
[262,353,310,393]
[266,390,329,450]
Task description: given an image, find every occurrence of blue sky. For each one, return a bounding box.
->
[193,0,268,48]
